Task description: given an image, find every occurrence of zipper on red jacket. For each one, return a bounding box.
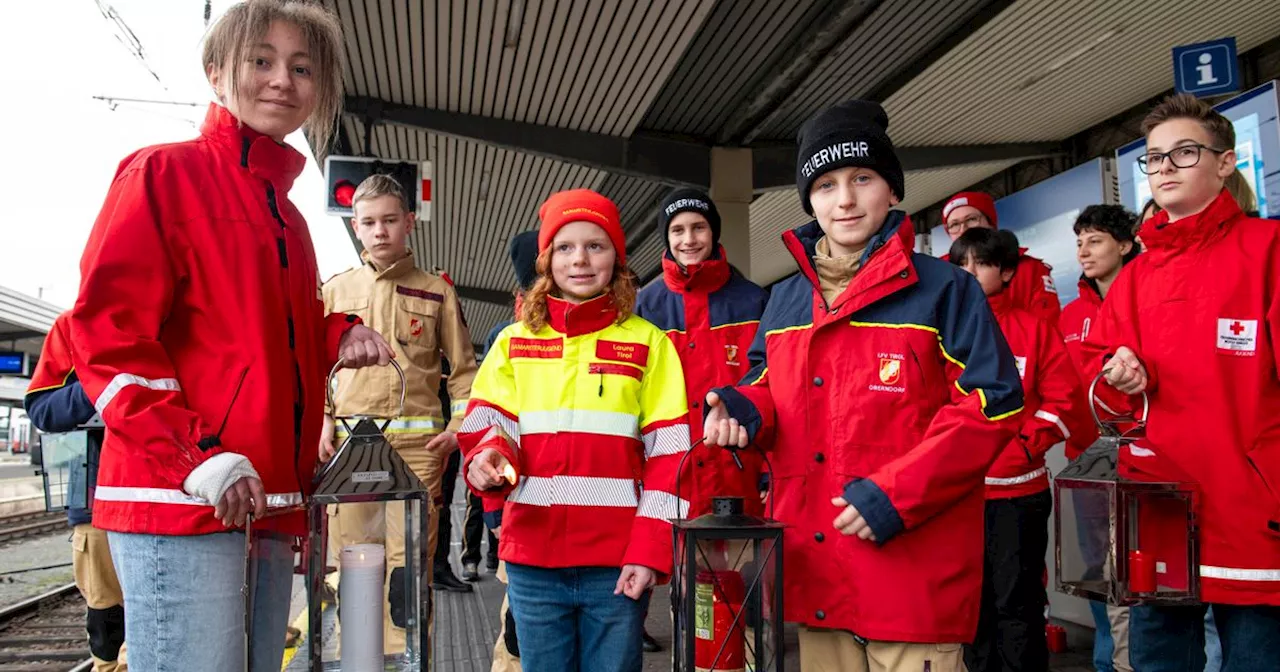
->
[264,180,306,497]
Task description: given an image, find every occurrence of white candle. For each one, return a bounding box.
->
[340,544,385,671]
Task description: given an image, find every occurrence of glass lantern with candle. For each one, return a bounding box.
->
[672,495,785,672]
[302,360,432,671]
[1054,375,1199,606]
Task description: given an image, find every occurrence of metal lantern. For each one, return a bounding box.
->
[305,360,431,671]
[36,415,102,512]
[1054,375,1199,606]
[673,496,785,672]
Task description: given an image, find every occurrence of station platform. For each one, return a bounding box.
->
[277,477,1098,672]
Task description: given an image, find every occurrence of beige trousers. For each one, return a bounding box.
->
[798,625,965,672]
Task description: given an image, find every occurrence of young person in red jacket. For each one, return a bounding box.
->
[635,188,770,518]
[1089,94,1280,672]
[1059,204,1141,672]
[633,188,769,652]
[703,99,1025,672]
[942,191,1061,322]
[950,228,1094,672]
[68,3,390,669]
[461,189,692,672]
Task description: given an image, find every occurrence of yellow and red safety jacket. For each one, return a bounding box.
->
[459,293,692,575]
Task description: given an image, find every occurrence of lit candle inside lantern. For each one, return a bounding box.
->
[339,544,385,671]
[502,463,518,485]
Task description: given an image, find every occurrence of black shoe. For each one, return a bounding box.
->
[486,555,500,572]
[642,630,661,653]
[432,568,474,593]
[461,562,480,582]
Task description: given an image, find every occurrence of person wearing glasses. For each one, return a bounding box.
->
[1085,93,1280,672]
[941,191,1061,322]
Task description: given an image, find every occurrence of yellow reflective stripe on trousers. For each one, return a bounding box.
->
[335,416,445,436]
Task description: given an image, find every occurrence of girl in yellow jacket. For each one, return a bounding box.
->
[460,189,692,672]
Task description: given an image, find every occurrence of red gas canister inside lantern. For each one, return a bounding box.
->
[694,570,746,672]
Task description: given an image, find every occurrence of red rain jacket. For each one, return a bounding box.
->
[1085,190,1280,605]
[70,104,356,537]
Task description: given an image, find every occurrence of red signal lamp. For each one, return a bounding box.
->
[333,180,357,208]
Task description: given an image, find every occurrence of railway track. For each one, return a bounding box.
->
[0,513,65,546]
[0,583,90,671]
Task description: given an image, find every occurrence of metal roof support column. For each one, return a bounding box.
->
[710,147,753,280]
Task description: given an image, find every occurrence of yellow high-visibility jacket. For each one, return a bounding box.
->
[459,293,691,574]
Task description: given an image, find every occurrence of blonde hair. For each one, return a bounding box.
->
[520,250,636,332]
[352,174,409,213]
[203,0,344,151]
[1225,169,1257,214]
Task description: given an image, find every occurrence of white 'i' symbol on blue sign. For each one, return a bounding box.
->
[1196,53,1219,86]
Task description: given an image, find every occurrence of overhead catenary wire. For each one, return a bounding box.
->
[92,0,167,90]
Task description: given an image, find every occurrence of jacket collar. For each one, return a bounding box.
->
[662,246,731,294]
[363,249,418,280]
[987,289,1014,317]
[782,210,917,311]
[200,103,305,192]
[546,292,618,336]
[1076,276,1103,306]
[1139,189,1241,259]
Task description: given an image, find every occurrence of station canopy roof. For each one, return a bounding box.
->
[321,0,1280,341]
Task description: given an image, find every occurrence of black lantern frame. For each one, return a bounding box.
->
[672,486,785,672]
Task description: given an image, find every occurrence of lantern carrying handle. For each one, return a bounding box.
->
[325,357,407,426]
[1088,370,1149,435]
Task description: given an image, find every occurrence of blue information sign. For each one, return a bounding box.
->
[1173,37,1239,98]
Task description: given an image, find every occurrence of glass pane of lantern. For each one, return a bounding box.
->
[313,500,427,671]
[1126,491,1196,598]
[38,430,88,512]
[1057,483,1114,600]
[686,536,781,672]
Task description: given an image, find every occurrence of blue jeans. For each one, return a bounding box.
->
[1130,603,1280,672]
[504,563,649,672]
[1205,607,1222,672]
[109,531,295,672]
[1089,600,1116,672]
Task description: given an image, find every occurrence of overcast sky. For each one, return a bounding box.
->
[0,0,359,310]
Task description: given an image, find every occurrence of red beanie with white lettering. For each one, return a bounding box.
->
[943,191,999,229]
[537,189,626,266]
[795,99,904,215]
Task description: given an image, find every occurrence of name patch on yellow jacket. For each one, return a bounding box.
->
[597,340,648,366]
[509,337,564,359]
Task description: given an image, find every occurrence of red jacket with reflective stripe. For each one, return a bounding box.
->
[1084,190,1280,605]
[713,213,1023,643]
[1060,277,1120,459]
[635,249,769,517]
[987,292,1095,498]
[70,104,356,537]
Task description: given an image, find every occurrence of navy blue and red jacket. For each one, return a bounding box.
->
[635,247,770,517]
[710,211,1023,643]
[25,314,101,527]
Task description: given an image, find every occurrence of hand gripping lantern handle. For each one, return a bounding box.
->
[1088,370,1149,438]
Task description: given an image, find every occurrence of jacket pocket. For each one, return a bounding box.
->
[199,363,249,451]
[1245,445,1280,538]
[331,297,369,321]
[396,295,440,349]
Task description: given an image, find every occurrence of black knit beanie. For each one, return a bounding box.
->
[508,230,539,291]
[795,99,904,215]
[658,188,721,247]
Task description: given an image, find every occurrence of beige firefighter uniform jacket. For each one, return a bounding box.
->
[322,251,478,435]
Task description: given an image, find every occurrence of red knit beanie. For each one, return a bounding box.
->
[537,189,626,265]
[943,191,999,229]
